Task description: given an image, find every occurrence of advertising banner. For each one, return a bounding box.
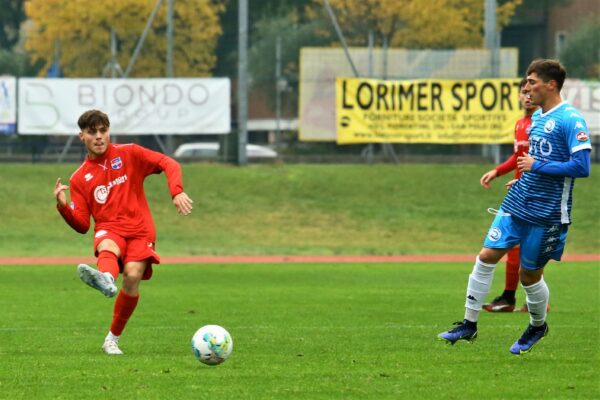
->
[336,77,523,144]
[561,79,600,136]
[18,78,230,135]
[0,76,17,135]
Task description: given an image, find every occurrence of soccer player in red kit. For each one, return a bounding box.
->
[478,78,537,312]
[54,109,193,355]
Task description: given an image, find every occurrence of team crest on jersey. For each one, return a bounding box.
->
[111,157,123,170]
[576,131,588,142]
[544,119,555,133]
[487,228,502,242]
[94,185,109,204]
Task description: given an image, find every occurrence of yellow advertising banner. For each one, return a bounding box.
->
[336,77,523,144]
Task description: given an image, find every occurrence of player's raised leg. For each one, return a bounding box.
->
[77,238,120,297]
[77,263,117,297]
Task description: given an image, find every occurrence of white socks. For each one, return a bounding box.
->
[464,257,496,322]
[523,278,549,327]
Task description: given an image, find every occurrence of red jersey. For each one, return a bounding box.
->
[58,143,183,241]
[495,114,531,179]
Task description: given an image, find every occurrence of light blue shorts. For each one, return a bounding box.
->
[482,209,568,270]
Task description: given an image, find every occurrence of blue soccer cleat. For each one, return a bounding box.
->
[509,323,549,355]
[437,320,478,344]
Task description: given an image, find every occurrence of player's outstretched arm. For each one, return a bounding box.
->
[480,169,498,189]
[54,177,69,208]
[173,192,193,215]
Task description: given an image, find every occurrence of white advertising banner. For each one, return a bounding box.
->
[561,79,600,136]
[0,75,17,134]
[18,78,230,135]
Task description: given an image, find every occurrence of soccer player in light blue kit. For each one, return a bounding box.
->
[438,59,592,355]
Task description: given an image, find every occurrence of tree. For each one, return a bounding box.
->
[213,0,313,77]
[249,11,330,112]
[0,0,26,49]
[308,0,523,48]
[0,48,42,76]
[560,17,600,79]
[23,0,224,77]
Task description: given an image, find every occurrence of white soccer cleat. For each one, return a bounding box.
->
[102,339,124,355]
[77,264,117,297]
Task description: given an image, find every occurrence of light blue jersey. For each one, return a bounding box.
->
[501,101,592,226]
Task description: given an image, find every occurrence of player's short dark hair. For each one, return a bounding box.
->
[526,59,566,91]
[78,110,110,131]
[519,77,528,89]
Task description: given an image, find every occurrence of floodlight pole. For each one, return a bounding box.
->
[166,0,174,78]
[164,0,175,155]
[237,0,249,165]
[275,35,282,146]
[484,0,501,164]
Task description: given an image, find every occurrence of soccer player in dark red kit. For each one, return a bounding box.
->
[54,109,193,355]
[478,78,538,312]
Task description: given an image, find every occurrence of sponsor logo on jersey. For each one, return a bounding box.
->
[95,230,108,238]
[69,201,75,210]
[547,225,559,233]
[545,236,558,243]
[569,112,581,118]
[574,121,584,130]
[111,157,123,170]
[94,185,109,204]
[544,119,555,133]
[84,173,93,181]
[530,136,553,157]
[93,175,129,204]
[487,227,502,241]
[576,131,589,142]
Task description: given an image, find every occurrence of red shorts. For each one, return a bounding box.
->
[93,230,160,280]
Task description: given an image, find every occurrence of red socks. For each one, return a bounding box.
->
[97,251,119,280]
[505,247,520,291]
[110,290,140,336]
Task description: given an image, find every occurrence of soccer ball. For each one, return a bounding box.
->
[191,325,233,365]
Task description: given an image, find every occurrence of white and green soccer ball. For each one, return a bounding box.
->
[191,325,233,365]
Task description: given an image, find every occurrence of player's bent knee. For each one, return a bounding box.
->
[478,247,506,264]
[519,268,543,286]
[97,239,121,257]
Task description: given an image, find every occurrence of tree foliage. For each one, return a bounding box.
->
[308,0,523,48]
[248,11,330,112]
[560,17,600,79]
[23,0,224,77]
[0,0,26,49]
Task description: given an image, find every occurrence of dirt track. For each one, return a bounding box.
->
[0,254,598,265]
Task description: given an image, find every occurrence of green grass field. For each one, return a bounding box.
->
[1,262,598,399]
[0,163,598,398]
[0,163,599,256]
